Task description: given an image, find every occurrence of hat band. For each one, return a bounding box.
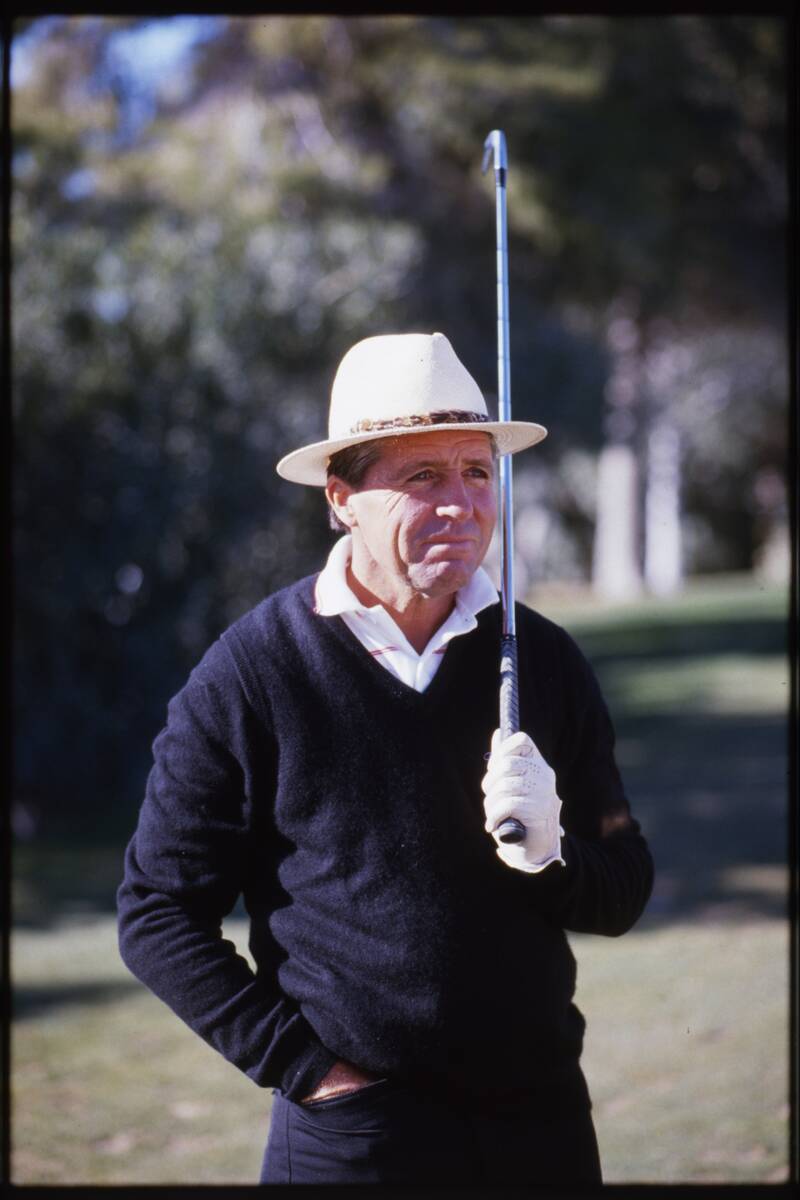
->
[350,409,490,434]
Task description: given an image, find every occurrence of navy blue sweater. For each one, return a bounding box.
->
[117,575,653,1111]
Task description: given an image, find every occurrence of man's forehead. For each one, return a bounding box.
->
[378,430,495,465]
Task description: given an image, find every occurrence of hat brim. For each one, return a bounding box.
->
[276,420,548,486]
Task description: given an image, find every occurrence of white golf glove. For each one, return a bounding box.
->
[481,729,566,874]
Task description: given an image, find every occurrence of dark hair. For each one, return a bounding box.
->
[325,439,385,532]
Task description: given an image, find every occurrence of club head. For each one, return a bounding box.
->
[482,129,507,174]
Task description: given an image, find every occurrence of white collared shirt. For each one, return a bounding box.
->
[314,535,499,692]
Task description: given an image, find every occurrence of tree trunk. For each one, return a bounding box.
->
[644,417,683,595]
[592,296,643,599]
[592,443,642,599]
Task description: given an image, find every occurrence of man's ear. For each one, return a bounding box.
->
[325,476,357,529]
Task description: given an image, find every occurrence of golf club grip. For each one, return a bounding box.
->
[497,634,526,845]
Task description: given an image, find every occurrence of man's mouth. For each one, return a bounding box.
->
[424,533,476,545]
[422,537,478,557]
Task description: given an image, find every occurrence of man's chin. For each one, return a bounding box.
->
[409,561,476,597]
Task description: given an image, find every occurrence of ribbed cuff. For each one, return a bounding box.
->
[528,832,581,900]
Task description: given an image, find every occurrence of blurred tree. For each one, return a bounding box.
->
[12,14,788,839]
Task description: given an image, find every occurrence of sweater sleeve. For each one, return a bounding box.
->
[528,625,654,936]
[116,635,338,1100]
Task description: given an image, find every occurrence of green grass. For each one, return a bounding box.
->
[597,652,788,717]
[12,917,266,1184]
[530,571,788,629]
[12,913,789,1184]
[12,572,792,1184]
[572,920,789,1184]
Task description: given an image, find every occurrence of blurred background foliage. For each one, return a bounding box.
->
[11,15,789,842]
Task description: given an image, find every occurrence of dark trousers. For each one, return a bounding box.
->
[260,1077,602,1186]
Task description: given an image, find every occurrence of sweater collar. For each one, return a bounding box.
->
[314,534,499,624]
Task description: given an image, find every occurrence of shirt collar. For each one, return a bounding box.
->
[314,534,499,620]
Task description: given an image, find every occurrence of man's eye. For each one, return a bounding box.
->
[466,467,491,479]
[408,469,435,482]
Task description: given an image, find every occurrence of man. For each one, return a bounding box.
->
[117,331,654,1186]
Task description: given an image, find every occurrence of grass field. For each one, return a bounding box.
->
[12,913,789,1185]
[12,573,792,1184]
[574,920,789,1183]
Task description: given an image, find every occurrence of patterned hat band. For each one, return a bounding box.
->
[350,410,490,434]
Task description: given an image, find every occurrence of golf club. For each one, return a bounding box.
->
[482,129,526,846]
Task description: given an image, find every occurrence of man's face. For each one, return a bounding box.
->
[331,430,497,601]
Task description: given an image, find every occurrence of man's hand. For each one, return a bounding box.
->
[300,1059,381,1104]
[481,729,565,874]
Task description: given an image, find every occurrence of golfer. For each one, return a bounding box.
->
[117,331,654,1186]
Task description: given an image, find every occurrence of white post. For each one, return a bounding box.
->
[592,300,643,600]
[592,443,642,599]
[644,419,682,595]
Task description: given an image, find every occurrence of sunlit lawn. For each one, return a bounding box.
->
[573,919,789,1184]
[12,911,789,1185]
[13,918,267,1184]
[13,573,791,1184]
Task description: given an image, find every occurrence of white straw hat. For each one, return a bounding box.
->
[276,332,547,486]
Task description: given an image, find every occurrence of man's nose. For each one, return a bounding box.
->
[436,476,472,518]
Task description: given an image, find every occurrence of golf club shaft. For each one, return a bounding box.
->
[484,130,525,846]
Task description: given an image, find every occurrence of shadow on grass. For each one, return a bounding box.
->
[14,612,789,934]
[13,842,250,930]
[611,709,788,928]
[570,612,787,665]
[15,708,788,934]
[565,603,790,929]
[14,979,142,1021]
[13,844,132,930]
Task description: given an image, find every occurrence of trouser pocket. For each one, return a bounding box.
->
[296,1077,392,1119]
[261,1080,467,1185]
[264,1081,401,1184]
